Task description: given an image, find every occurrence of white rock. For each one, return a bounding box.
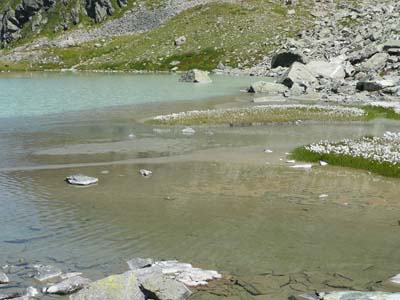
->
[286,160,296,163]
[0,272,9,284]
[264,149,273,153]
[290,164,313,169]
[390,274,400,284]
[319,194,329,199]
[182,127,196,135]
[26,286,39,297]
[139,169,152,177]
[319,161,328,166]
[65,174,98,186]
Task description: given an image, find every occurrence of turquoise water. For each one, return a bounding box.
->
[0,72,256,119]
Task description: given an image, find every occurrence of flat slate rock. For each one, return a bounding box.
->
[297,291,400,300]
[70,271,144,300]
[66,174,98,186]
[45,275,90,295]
[33,264,62,282]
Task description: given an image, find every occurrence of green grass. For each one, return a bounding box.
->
[1,0,316,71]
[291,146,400,178]
[364,106,400,120]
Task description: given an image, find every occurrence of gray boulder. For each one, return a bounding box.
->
[0,272,9,284]
[356,79,396,92]
[248,81,288,94]
[70,272,144,300]
[140,273,191,300]
[180,69,212,84]
[278,62,317,89]
[44,276,90,295]
[271,51,306,68]
[306,60,345,80]
[383,40,400,51]
[360,52,389,71]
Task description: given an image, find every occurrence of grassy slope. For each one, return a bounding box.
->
[0,0,315,71]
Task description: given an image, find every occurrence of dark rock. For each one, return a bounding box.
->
[271,51,306,68]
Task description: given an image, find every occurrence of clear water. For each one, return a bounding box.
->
[1,73,400,299]
[0,72,256,119]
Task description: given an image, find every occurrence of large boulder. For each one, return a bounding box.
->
[248,81,288,94]
[360,52,389,72]
[180,69,212,84]
[306,60,345,80]
[356,79,396,92]
[69,272,144,300]
[271,51,306,68]
[278,62,317,89]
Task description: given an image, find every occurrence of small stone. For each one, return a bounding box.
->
[286,160,296,163]
[139,169,152,177]
[264,149,273,153]
[65,175,98,186]
[44,275,90,295]
[290,164,312,169]
[174,36,186,46]
[319,194,329,199]
[182,127,196,135]
[319,161,328,166]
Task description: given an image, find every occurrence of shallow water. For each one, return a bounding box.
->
[1,73,400,299]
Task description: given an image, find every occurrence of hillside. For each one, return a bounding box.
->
[0,0,314,71]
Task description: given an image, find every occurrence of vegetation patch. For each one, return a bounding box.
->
[292,132,400,178]
[150,104,366,125]
[363,103,400,120]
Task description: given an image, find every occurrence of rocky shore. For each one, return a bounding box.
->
[215,0,400,105]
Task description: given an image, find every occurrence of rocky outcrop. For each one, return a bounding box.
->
[278,62,317,90]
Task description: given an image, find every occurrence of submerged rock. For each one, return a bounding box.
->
[44,275,90,295]
[180,69,212,84]
[182,127,196,135]
[307,291,400,300]
[66,174,99,186]
[0,272,9,284]
[127,258,153,270]
[70,272,144,300]
[33,264,62,282]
